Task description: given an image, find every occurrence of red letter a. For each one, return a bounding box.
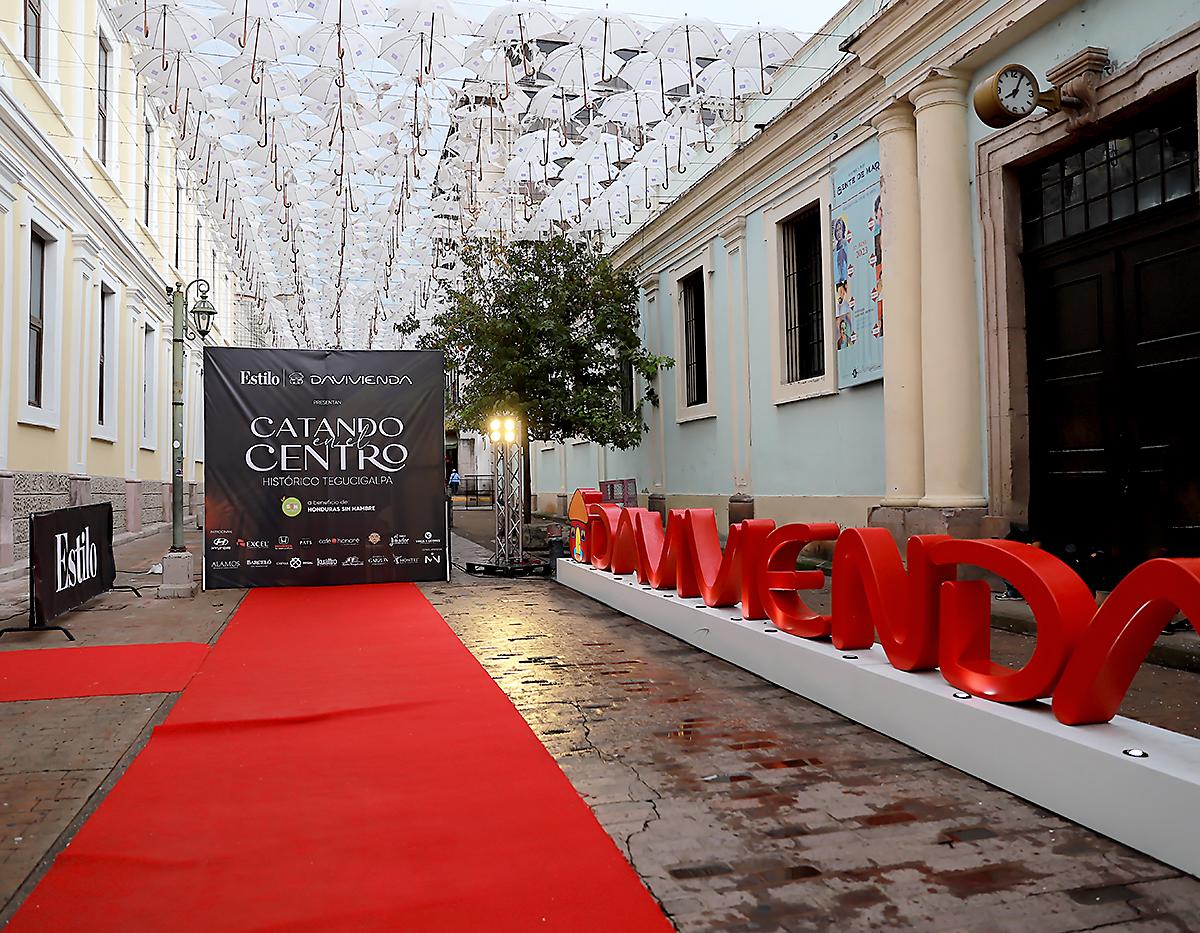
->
[1053,558,1200,724]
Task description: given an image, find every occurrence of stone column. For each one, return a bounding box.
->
[911,72,986,509]
[0,472,13,568]
[125,479,143,533]
[872,101,925,506]
[68,475,90,507]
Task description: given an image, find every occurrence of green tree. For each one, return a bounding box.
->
[421,235,672,520]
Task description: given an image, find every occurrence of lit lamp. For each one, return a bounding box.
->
[488,416,519,446]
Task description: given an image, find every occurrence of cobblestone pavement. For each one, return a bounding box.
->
[424,536,1200,932]
[0,528,241,924]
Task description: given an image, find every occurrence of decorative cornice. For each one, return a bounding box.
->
[910,70,971,113]
[128,286,156,311]
[870,99,917,136]
[1046,46,1110,132]
[0,148,23,209]
[717,214,746,248]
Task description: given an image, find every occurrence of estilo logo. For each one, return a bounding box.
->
[54,529,98,593]
[239,371,280,386]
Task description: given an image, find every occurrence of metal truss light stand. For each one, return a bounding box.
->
[464,438,549,578]
[493,439,523,565]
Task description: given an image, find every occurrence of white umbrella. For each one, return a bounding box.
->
[719,28,802,93]
[388,0,476,37]
[695,58,759,98]
[645,17,727,87]
[378,29,464,80]
[212,10,297,60]
[539,45,620,103]
[562,12,647,61]
[293,0,388,29]
[479,2,563,44]
[598,89,671,128]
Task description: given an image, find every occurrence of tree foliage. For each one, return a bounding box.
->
[421,236,673,449]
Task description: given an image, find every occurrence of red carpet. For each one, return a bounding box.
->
[7,584,671,932]
[0,643,209,702]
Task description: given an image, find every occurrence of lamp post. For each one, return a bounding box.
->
[158,279,215,598]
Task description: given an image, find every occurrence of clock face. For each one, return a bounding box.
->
[996,67,1037,117]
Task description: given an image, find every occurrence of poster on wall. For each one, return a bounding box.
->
[830,138,883,388]
[203,347,447,589]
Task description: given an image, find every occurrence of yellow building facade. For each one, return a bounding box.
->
[0,0,249,571]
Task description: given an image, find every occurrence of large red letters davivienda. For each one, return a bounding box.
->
[574,493,1200,726]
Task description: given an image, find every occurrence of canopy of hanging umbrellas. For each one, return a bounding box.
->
[117,0,808,348]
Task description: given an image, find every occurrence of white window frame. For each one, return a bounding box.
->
[671,246,716,424]
[93,20,116,173]
[764,175,839,404]
[141,107,157,235]
[19,204,64,430]
[92,277,119,442]
[140,319,159,450]
[18,0,58,95]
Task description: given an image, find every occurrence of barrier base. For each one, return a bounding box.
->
[558,558,1200,878]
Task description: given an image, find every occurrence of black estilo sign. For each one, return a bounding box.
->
[203,348,448,588]
[30,503,117,624]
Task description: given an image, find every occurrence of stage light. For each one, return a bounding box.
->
[504,417,515,432]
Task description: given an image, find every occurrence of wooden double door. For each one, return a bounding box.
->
[1025,202,1200,588]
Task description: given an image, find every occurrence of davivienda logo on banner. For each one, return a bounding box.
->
[204,348,448,589]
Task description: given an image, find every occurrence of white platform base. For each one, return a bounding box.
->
[559,559,1200,877]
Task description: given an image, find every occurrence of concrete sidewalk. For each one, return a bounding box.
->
[0,527,243,924]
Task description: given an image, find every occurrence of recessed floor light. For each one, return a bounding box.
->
[1123,748,1149,759]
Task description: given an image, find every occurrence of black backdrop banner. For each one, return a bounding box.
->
[30,503,117,623]
[203,348,447,588]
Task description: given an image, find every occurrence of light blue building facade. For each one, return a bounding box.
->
[534,0,1200,584]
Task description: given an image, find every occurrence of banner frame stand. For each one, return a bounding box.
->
[0,514,76,642]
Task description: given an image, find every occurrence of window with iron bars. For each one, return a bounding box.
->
[680,269,707,407]
[781,206,825,383]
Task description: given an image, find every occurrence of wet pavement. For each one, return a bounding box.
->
[3,520,1199,930]
[425,535,1200,931]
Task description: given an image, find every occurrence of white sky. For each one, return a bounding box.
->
[456,0,854,37]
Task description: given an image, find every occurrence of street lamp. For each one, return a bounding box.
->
[159,278,213,598]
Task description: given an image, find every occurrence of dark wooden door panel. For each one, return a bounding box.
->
[1026,252,1119,572]
[1121,227,1200,562]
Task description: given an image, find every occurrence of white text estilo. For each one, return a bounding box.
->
[55,528,99,593]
